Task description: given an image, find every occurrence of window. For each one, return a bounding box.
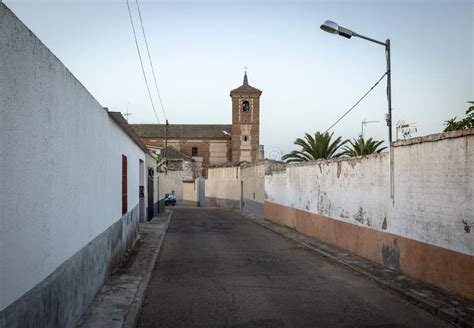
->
[122,155,128,214]
[192,147,198,156]
[242,100,250,112]
[244,136,248,142]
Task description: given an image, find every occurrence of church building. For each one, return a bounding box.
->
[131,73,263,170]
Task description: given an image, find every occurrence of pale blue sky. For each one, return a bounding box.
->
[5,0,473,156]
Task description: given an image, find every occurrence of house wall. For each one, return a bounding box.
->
[145,153,166,219]
[141,138,232,166]
[264,129,474,300]
[0,4,145,326]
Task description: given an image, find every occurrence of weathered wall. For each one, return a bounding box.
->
[264,129,474,299]
[0,4,145,325]
[391,129,473,254]
[183,179,199,206]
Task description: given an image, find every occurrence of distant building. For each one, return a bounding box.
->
[131,73,263,172]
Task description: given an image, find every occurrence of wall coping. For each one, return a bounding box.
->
[392,128,474,147]
[277,152,388,170]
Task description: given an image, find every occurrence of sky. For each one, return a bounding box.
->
[4,0,473,158]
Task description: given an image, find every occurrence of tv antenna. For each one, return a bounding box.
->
[123,102,132,122]
[360,119,379,138]
[396,121,418,139]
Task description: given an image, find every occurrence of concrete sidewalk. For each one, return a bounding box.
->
[76,212,171,328]
[238,210,474,328]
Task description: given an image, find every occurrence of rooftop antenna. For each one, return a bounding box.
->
[396,121,418,140]
[360,119,379,138]
[123,102,132,122]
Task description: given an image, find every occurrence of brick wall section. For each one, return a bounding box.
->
[140,137,231,167]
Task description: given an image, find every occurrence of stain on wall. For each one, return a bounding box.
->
[461,219,471,233]
[382,239,400,271]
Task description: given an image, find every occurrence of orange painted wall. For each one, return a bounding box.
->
[264,201,474,301]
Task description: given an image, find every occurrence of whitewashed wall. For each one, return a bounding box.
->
[266,154,389,229]
[206,166,241,202]
[265,130,474,256]
[391,131,474,255]
[0,4,145,311]
[241,163,266,203]
[165,170,184,201]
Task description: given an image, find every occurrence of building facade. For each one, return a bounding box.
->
[0,4,160,326]
[131,73,263,169]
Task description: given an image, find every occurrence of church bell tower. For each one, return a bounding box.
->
[229,72,262,163]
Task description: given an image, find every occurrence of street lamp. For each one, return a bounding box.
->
[320,20,394,200]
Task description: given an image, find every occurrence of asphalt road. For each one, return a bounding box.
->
[137,208,449,328]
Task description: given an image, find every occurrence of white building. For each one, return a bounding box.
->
[0,4,160,327]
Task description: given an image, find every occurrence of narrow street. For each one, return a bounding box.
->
[137,208,449,328]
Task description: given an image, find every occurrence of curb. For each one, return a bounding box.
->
[123,211,172,328]
[237,210,474,328]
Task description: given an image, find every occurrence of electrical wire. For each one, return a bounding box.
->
[135,0,168,122]
[324,72,387,133]
[126,0,160,124]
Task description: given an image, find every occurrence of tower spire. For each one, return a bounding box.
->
[243,71,248,85]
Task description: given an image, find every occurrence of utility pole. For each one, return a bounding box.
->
[320,20,395,200]
[164,119,169,163]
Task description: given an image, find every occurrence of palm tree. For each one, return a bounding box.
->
[342,137,387,157]
[282,131,348,163]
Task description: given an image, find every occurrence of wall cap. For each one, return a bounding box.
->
[393,128,474,147]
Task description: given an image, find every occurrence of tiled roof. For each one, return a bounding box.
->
[230,72,262,95]
[165,147,192,160]
[108,111,149,153]
[131,124,232,139]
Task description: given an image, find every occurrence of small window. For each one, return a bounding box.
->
[122,155,128,214]
[244,136,248,142]
[192,147,198,156]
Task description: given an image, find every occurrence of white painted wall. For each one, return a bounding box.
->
[265,131,474,256]
[0,5,145,310]
[391,132,474,255]
[165,171,184,201]
[265,154,390,230]
[241,163,266,203]
[183,179,199,204]
[206,166,241,201]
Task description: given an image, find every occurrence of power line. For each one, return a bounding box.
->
[324,72,387,133]
[126,0,160,124]
[135,0,168,121]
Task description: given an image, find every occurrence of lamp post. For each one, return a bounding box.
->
[320,20,394,200]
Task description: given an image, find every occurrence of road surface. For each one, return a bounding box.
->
[137,208,448,328]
